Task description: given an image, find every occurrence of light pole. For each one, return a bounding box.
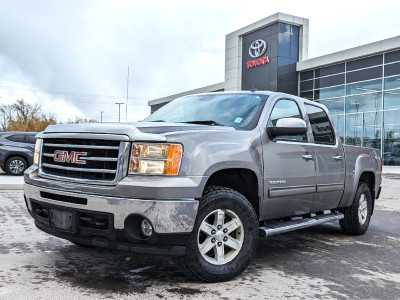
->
[115,102,124,123]
[101,111,104,123]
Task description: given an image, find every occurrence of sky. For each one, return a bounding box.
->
[1,0,400,123]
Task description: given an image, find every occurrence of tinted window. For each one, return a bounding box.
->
[384,62,400,77]
[269,99,307,142]
[385,50,400,64]
[5,134,25,142]
[315,74,344,89]
[315,63,345,78]
[347,66,382,83]
[300,70,314,81]
[25,135,37,144]
[347,54,383,71]
[300,79,313,91]
[305,104,335,145]
[300,90,313,100]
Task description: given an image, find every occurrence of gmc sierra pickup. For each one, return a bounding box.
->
[24,91,382,282]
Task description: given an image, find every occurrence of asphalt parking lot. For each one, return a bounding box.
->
[1,174,399,299]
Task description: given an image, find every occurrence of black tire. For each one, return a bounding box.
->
[5,156,28,176]
[340,182,372,235]
[178,186,259,282]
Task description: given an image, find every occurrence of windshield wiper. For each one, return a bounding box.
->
[148,120,165,122]
[183,120,225,126]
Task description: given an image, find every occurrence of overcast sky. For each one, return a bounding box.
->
[1,0,400,123]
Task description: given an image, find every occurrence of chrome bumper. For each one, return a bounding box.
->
[24,183,199,234]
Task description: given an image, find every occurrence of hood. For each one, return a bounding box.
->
[37,122,235,141]
[134,122,235,136]
[38,122,166,141]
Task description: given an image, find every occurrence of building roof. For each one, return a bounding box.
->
[297,35,400,71]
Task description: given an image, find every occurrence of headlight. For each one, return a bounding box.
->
[33,138,42,165]
[129,143,182,175]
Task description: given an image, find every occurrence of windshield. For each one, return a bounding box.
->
[144,93,268,129]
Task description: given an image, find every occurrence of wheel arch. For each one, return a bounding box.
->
[5,153,29,165]
[203,168,261,218]
[358,171,375,213]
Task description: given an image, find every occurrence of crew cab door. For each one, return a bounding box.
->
[261,98,316,219]
[304,104,345,211]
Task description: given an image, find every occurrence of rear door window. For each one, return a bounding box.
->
[25,135,37,144]
[5,134,25,142]
[305,104,336,145]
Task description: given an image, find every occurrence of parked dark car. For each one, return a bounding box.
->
[0,132,37,175]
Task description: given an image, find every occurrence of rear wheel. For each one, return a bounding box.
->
[340,182,372,235]
[178,186,258,282]
[5,156,28,176]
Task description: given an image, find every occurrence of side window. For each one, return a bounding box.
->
[269,99,307,142]
[25,135,37,144]
[305,104,335,145]
[5,134,25,142]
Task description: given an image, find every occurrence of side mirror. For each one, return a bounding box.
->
[267,118,308,138]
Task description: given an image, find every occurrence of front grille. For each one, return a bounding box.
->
[40,138,121,182]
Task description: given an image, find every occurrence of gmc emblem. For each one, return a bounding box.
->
[53,150,87,164]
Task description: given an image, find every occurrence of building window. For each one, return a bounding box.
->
[345,92,382,113]
[315,63,345,78]
[384,89,400,110]
[331,114,344,143]
[346,78,382,96]
[384,75,400,90]
[345,114,362,146]
[383,110,400,166]
[384,62,400,77]
[385,50,400,64]
[347,54,383,72]
[317,97,345,115]
[315,85,345,100]
[363,112,382,149]
[346,66,382,83]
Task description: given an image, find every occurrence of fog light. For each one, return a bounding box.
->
[140,219,153,237]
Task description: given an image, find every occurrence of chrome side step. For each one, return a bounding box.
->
[259,212,344,237]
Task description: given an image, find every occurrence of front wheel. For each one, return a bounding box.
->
[178,186,258,282]
[340,182,372,235]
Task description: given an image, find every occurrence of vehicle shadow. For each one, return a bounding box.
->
[38,223,346,294]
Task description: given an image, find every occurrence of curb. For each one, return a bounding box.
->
[0,184,23,190]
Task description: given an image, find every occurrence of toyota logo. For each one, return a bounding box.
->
[249,39,267,58]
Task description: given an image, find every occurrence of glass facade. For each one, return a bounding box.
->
[299,49,400,165]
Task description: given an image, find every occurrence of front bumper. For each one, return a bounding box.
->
[24,182,199,255]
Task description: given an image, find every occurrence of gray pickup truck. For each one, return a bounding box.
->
[24,91,382,282]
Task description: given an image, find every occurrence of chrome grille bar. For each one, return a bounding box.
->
[43,143,119,150]
[42,163,117,174]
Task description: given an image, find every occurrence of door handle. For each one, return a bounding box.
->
[333,156,342,161]
[302,154,314,161]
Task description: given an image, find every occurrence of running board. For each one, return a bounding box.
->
[259,212,344,237]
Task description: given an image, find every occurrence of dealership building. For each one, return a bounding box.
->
[148,13,400,166]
